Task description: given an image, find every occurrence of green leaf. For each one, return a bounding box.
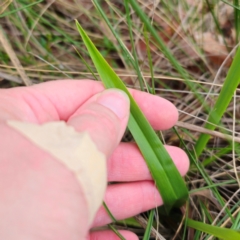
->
[143,210,154,240]
[76,20,188,214]
[187,219,240,240]
[195,46,240,156]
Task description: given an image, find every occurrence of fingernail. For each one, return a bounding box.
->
[97,89,130,119]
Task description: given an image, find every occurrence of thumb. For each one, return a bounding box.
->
[65,89,130,228]
[67,89,130,157]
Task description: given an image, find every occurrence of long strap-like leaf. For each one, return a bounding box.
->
[187,219,240,240]
[76,21,188,214]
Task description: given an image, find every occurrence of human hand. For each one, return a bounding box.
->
[0,80,189,240]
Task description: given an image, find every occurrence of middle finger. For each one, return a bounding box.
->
[107,142,189,182]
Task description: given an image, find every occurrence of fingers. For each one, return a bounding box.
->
[88,230,138,240]
[0,80,178,130]
[67,89,130,157]
[91,143,190,227]
[33,80,178,129]
[129,88,178,130]
[92,181,162,227]
[107,143,189,182]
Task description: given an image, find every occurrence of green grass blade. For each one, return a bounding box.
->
[76,20,188,214]
[103,201,117,223]
[108,225,126,240]
[0,0,43,18]
[195,47,240,156]
[117,217,141,228]
[127,0,212,121]
[221,0,240,10]
[205,0,229,50]
[91,0,136,70]
[232,212,240,229]
[174,127,234,220]
[186,219,240,240]
[143,24,155,94]
[143,210,154,240]
[234,0,240,43]
[128,0,189,79]
[124,0,144,91]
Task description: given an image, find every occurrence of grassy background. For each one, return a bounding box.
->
[1,0,240,239]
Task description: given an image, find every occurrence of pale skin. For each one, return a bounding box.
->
[0,80,189,240]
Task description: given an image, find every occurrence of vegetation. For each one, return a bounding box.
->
[1,0,240,239]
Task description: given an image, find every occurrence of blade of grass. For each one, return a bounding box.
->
[124,0,144,91]
[127,0,212,129]
[91,0,135,68]
[186,219,240,240]
[128,0,189,79]
[0,0,11,15]
[74,45,120,227]
[234,0,240,43]
[143,210,154,240]
[0,0,43,18]
[232,212,240,229]
[0,26,32,86]
[194,46,240,156]
[117,217,141,228]
[92,0,151,92]
[108,225,126,240]
[205,0,230,51]
[73,45,98,80]
[143,24,155,94]
[103,201,117,223]
[221,0,240,10]
[174,127,234,220]
[76,20,188,214]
